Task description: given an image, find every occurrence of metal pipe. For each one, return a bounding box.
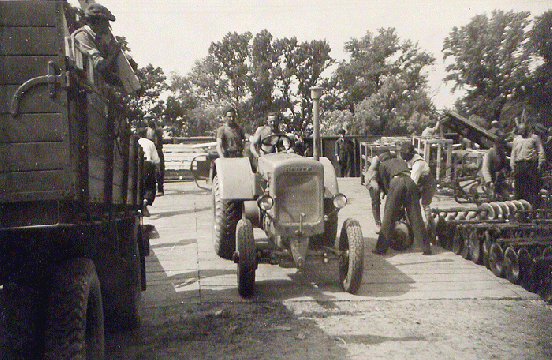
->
[310,86,323,161]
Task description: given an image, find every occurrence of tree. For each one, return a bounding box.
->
[124,64,168,127]
[443,10,532,122]
[209,32,253,108]
[527,10,552,126]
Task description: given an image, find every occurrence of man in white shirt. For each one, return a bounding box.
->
[138,130,160,217]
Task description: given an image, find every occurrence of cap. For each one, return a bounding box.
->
[491,120,499,126]
[338,129,346,135]
[85,3,115,21]
[144,113,154,120]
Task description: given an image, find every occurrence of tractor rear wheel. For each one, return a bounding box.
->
[213,175,241,259]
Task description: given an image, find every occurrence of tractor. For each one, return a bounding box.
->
[212,88,364,297]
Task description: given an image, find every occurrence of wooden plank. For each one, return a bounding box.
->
[0,142,68,173]
[0,27,62,55]
[0,55,63,85]
[0,85,66,115]
[0,169,69,202]
[0,1,61,27]
[0,113,65,143]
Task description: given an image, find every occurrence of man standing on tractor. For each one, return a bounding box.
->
[372,151,429,255]
[250,112,292,157]
[215,107,246,158]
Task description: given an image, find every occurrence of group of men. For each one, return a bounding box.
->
[215,108,293,159]
[367,142,436,256]
[481,121,546,209]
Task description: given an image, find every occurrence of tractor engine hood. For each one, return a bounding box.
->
[256,153,324,179]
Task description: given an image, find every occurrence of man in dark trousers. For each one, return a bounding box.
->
[335,129,353,177]
[373,151,429,255]
[145,114,165,195]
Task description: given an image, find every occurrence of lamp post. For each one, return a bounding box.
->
[310,86,323,161]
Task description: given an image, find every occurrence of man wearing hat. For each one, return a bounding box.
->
[73,3,121,83]
[488,120,503,137]
[334,128,353,177]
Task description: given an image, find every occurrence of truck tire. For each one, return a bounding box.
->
[338,218,364,294]
[213,175,241,259]
[44,258,104,360]
[236,219,256,298]
[489,243,505,278]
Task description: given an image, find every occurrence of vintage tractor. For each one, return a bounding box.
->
[212,88,364,297]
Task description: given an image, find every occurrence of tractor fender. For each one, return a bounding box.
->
[320,157,339,197]
[214,157,257,200]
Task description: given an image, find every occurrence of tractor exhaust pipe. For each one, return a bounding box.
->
[310,86,323,161]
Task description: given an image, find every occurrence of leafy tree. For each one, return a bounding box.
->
[443,10,532,123]
[124,64,168,127]
[209,32,253,107]
[527,10,552,126]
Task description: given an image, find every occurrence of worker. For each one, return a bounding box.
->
[479,137,510,201]
[215,107,246,158]
[365,154,383,228]
[372,151,429,255]
[335,129,354,177]
[510,123,546,208]
[399,142,437,251]
[250,112,292,157]
[73,3,121,85]
[137,128,160,217]
[145,114,165,195]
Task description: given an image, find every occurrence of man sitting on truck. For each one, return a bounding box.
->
[250,112,292,157]
[138,129,161,217]
[73,3,122,85]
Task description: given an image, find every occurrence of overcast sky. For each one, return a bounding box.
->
[70,0,551,108]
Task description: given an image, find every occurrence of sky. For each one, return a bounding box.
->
[70,0,551,108]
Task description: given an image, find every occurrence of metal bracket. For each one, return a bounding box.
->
[10,61,67,117]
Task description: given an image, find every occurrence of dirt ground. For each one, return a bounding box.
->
[105,298,552,360]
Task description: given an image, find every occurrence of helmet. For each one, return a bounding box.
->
[84,3,115,21]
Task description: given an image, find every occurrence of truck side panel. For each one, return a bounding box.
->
[0,1,72,203]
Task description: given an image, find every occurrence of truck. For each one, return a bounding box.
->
[0,1,148,358]
[212,88,365,297]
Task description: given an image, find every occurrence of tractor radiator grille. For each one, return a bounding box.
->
[275,173,322,225]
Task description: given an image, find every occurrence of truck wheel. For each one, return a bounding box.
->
[44,258,104,360]
[236,219,256,298]
[452,225,464,255]
[213,175,241,259]
[338,218,364,294]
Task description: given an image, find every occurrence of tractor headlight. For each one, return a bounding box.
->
[333,193,347,209]
[257,194,274,211]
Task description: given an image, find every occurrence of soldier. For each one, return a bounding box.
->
[215,107,246,158]
[73,3,121,85]
[372,151,428,255]
[250,112,292,157]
